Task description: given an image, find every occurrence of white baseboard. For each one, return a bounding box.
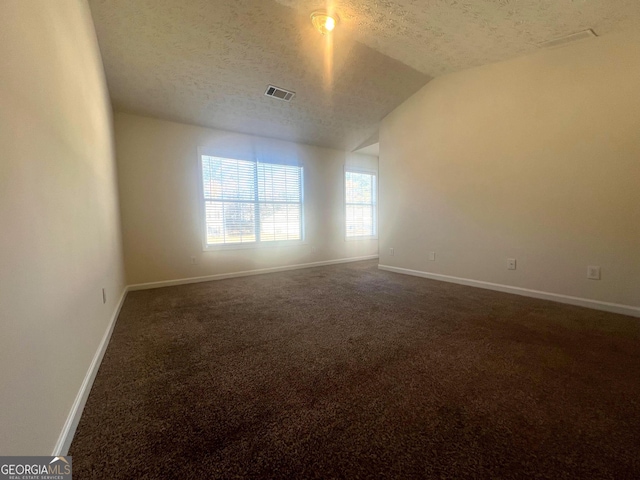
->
[378,264,640,318]
[128,255,380,291]
[52,287,129,456]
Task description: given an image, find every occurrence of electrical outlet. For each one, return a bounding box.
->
[102,288,106,304]
[507,258,517,270]
[429,251,436,261]
[389,247,394,256]
[587,266,601,280]
[190,256,197,264]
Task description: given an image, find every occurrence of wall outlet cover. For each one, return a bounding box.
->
[587,266,601,280]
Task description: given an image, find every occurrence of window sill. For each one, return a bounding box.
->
[203,240,307,252]
[345,235,378,241]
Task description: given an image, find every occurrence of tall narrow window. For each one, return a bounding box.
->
[201,155,303,247]
[345,169,377,238]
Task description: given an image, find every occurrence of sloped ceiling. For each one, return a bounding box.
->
[88,0,429,151]
[88,0,640,151]
[278,0,640,77]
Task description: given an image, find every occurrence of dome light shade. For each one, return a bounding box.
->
[311,11,338,35]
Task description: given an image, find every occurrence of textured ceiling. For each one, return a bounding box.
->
[89,0,640,151]
[278,0,640,77]
[88,0,429,151]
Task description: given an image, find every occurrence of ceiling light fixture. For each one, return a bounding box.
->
[311,10,338,35]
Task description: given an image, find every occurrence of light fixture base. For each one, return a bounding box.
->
[311,10,338,35]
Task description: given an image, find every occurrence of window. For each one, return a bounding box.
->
[345,169,377,238]
[200,155,303,247]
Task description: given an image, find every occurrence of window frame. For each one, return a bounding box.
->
[343,166,378,241]
[198,149,305,251]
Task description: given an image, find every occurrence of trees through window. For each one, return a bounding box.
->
[345,170,377,238]
[201,155,303,246]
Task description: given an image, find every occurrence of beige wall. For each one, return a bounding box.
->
[380,31,640,309]
[0,1,126,454]
[114,113,378,285]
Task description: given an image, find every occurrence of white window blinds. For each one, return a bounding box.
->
[201,155,303,246]
[345,170,377,238]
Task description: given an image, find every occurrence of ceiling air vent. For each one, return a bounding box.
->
[265,85,295,102]
[537,29,597,49]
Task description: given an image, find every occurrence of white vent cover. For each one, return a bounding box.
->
[265,85,295,102]
[538,29,597,49]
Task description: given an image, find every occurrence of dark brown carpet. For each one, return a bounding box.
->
[70,260,640,479]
